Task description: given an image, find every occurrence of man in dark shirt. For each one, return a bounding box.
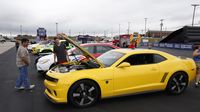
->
[15,37,20,51]
[53,37,69,64]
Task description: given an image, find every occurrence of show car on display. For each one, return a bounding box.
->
[31,40,74,55]
[0,36,6,43]
[36,43,119,73]
[44,34,196,108]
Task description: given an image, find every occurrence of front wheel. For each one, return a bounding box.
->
[166,72,188,95]
[68,80,100,108]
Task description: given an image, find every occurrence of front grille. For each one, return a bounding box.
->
[47,88,52,94]
[45,75,58,83]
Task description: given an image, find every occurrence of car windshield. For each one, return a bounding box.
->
[97,51,125,67]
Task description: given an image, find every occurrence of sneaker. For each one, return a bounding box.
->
[195,83,199,88]
[15,86,25,90]
[28,85,35,89]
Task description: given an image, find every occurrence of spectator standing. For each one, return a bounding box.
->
[15,37,20,51]
[193,44,200,87]
[15,38,35,90]
[53,36,69,64]
[128,40,135,49]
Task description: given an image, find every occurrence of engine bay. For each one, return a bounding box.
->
[51,60,100,73]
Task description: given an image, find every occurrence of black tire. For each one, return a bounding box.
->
[68,80,100,108]
[166,72,188,95]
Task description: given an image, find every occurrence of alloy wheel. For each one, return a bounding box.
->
[167,72,188,94]
[69,80,99,107]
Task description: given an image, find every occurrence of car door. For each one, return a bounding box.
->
[113,53,161,96]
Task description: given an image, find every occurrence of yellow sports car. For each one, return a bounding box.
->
[44,34,196,108]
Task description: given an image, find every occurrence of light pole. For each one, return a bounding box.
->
[144,18,148,37]
[191,4,199,26]
[160,19,164,38]
[55,22,58,35]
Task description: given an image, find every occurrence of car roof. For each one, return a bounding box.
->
[80,43,119,48]
[81,43,112,46]
[112,48,175,57]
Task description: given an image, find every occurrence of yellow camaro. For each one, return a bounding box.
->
[44,34,196,107]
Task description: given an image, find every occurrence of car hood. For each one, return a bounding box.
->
[38,53,86,63]
[28,43,38,48]
[59,34,105,68]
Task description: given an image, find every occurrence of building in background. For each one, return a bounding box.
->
[146,30,172,38]
[37,28,47,41]
[160,26,200,44]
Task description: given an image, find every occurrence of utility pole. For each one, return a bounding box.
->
[191,4,199,26]
[144,18,148,37]
[55,22,58,35]
[119,24,121,36]
[104,30,106,37]
[160,19,164,38]
[127,22,130,34]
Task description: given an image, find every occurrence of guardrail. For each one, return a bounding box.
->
[142,43,193,50]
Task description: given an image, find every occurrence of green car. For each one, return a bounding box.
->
[33,40,74,55]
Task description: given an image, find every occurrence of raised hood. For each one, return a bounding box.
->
[58,34,105,68]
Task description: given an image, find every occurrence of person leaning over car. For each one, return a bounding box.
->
[53,36,69,64]
[15,38,35,90]
[193,44,200,87]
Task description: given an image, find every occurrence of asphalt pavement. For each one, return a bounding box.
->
[0,42,15,54]
[0,46,200,112]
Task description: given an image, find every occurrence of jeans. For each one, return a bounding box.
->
[16,65,30,89]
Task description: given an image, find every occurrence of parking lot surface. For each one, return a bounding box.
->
[0,47,200,112]
[0,42,15,54]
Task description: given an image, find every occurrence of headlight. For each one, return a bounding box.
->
[39,59,50,64]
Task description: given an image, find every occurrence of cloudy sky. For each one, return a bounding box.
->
[0,0,199,36]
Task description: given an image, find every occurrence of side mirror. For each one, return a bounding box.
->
[118,62,131,68]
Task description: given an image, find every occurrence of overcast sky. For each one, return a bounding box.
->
[0,0,199,36]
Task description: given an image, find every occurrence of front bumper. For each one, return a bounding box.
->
[44,80,69,103]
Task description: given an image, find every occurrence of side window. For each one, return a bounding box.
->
[123,54,154,65]
[153,54,167,63]
[72,46,95,55]
[84,46,94,54]
[96,46,113,53]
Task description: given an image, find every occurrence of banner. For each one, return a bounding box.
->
[143,42,192,50]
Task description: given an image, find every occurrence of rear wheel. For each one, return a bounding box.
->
[166,72,188,95]
[68,80,100,108]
